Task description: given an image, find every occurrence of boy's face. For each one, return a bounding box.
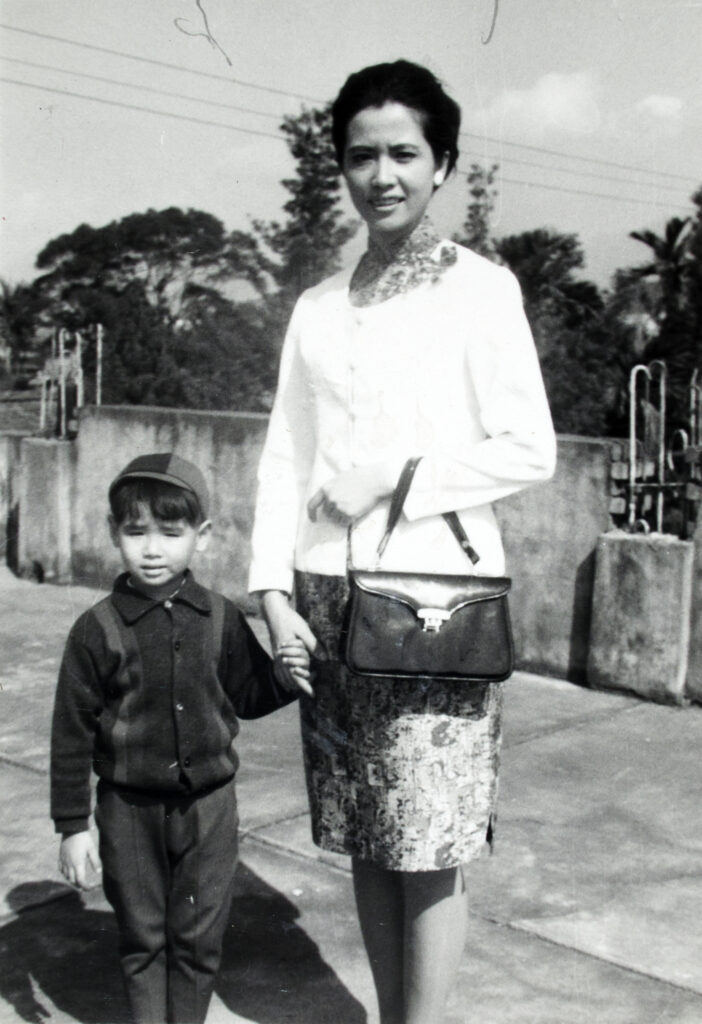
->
[109,503,211,592]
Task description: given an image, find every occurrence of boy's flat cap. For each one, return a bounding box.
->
[109,453,210,518]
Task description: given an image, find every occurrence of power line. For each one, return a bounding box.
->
[2,55,693,200]
[459,129,699,185]
[0,76,283,141]
[2,20,698,190]
[3,75,692,214]
[460,151,693,197]
[0,54,283,122]
[461,169,692,211]
[0,22,322,103]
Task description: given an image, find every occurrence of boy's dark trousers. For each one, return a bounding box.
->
[95,776,239,1024]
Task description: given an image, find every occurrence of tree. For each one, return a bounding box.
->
[624,209,699,432]
[34,208,268,324]
[495,229,594,355]
[15,208,279,411]
[453,162,637,437]
[628,216,691,320]
[453,163,499,259]
[0,279,47,380]
[684,187,702,380]
[254,106,358,301]
[496,229,633,435]
[172,284,280,410]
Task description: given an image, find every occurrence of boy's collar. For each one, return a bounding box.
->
[110,570,212,624]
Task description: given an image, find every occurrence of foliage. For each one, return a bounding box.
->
[0,278,48,380]
[254,105,358,302]
[9,120,698,439]
[628,216,691,319]
[495,228,587,348]
[623,204,700,432]
[11,208,278,411]
[7,103,358,414]
[453,163,499,259]
[34,207,269,321]
[494,228,633,435]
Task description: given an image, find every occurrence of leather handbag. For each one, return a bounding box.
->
[342,458,514,682]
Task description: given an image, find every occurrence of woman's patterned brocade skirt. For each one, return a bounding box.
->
[295,571,504,871]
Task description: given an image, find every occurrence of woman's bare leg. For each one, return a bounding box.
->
[402,867,468,1024]
[352,857,405,1023]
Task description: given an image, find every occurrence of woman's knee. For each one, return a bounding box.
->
[401,866,465,911]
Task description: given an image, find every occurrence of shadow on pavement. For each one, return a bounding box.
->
[218,861,366,1023]
[0,883,128,1024]
[0,866,365,1024]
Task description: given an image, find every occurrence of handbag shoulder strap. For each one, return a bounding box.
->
[376,457,422,559]
[442,510,481,566]
[375,457,480,566]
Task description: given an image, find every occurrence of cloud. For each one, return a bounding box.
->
[467,71,602,138]
[635,94,684,121]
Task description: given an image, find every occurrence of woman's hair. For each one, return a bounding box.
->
[331,60,461,176]
[109,477,204,526]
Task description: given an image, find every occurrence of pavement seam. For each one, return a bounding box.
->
[240,830,353,877]
[0,753,47,775]
[489,916,702,1000]
[504,700,646,750]
[239,809,311,836]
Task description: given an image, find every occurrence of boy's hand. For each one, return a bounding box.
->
[59,831,101,891]
[274,639,314,697]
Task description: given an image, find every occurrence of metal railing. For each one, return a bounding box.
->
[609,361,701,538]
[38,324,104,438]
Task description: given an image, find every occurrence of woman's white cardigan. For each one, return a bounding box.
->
[248,242,556,595]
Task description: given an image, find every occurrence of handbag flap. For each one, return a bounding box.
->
[349,570,511,618]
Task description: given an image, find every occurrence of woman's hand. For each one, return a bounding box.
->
[274,639,313,695]
[307,463,396,525]
[260,591,325,697]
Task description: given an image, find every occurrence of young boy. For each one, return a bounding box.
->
[50,452,310,1024]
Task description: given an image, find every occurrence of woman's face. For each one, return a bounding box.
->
[343,102,448,247]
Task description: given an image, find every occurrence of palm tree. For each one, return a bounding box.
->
[628,215,699,433]
[628,216,692,323]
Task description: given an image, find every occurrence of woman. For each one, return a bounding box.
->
[249,60,556,1024]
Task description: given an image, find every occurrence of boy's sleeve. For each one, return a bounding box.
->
[222,604,298,719]
[50,613,105,834]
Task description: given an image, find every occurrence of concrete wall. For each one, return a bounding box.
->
[687,513,702,702]
[9,407,617,678]
[0,432,23,571]
[497,435,612,683]
[588,532,695,704]
[70,405,269,610]
[6,405,702,701]
[17,438,76,583]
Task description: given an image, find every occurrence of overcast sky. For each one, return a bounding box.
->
[1,0,701,289]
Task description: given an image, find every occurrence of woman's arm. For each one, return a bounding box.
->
[402,266,556,521]
[248,297,318,594]
[260,590,322,658]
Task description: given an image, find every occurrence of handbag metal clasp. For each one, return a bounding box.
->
[417,608,451,632]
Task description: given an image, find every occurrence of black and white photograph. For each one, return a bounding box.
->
[1,2,701,1022]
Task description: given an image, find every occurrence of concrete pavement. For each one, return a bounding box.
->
[2,565,702,1023]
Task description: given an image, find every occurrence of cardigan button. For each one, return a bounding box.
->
[164,600,173,609]
[183,756,191,768]
[175,702,184,712]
